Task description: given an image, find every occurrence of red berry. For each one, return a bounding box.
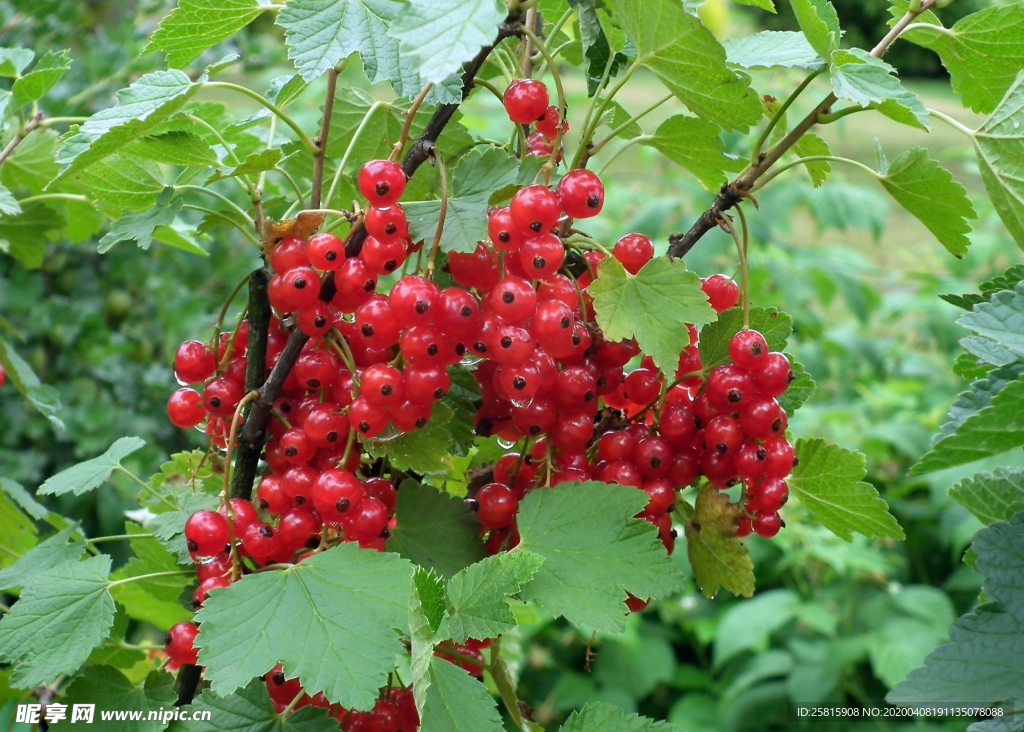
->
[307,232,345,270]
[527,131,554,157]
[488,207,523,252]
[643,478,676,513]
[349,396,388,437]
[192,576,229,609]
[511,395,557,436]
[297,302,333,337]
[202,377,243,419]
[389,399,432,432]
[280,428,316,465]
[510,184,561,234]
[333,257,378,311]
[519,233,565,280]
[557,169,604,219]
[623,368,661,405]
[705,414,744,455]
[241,522,280,562]
[447,242,501,290]
[668,448,701,486]
[435,287,480,339]
[598,431,636,463]
[739,396,785,440]
[365,205,408,242]
[165,622,200,666]
[659,404,696,448]
[753,511,782,538]
[265,666,302,706]
[612,234,654,275]
[400,325,446,367]
[256,475,290,514]
[280,266,322,309]
[705,365,754,412]
[551,411,594,452]
[358,160,406,207]
[355,295,400,349]
[701,274,739,313]
[496,361,541,401]
[167,388,206,428]
[536,105,567,138]
[220,498,258,537]
[360,235,406,275]
[347,497,390,544]
[361,363,405,408]
[174,340,216,384]
[313,469,365,523]
[729,329,768,371]
[281,465,318,507]
[490,276,538,323]
[553,366,596,411]
[303,403,347,447]
[503,79,549,124]
[598,459,643,488]
[404,365,450,404]
[748,477,789,514]
[278,506,322,549]
[293,349,339,391]
[474,483,519,530]
[735,515,752,538]
[185,510,230,557]
[389,275,441,327]
[270,235,309,273]
[753,352,794,397]
[733,441,768,484]
[762,437,795,478]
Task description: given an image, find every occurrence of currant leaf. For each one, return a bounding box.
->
[776,358,816,416]
[516,481,685,633]
[363,402,460,477]
[681,482,754,599]
[37,436,145,497]
[195,544,412,710]
[970,74,1024,250]
[169,678,339,732]
[724,31,824,71]
[62,666,176,732]
[829,50,930,131]
[420,655,505,732]
[0,524,85,593]
[408,567,444,718]
[642,115,734,190]
[109,524,192,629]
[698,306,793,371]
[0,554,115,688]
[0,201,67,270]
[558,702,683,732]
[0,492,38,576]
[73,153,166,217]
[149,0,266,69]
[0,335,64,428]
[950,468,1024,526]
[792,133,832,187]
[958,283,1024,359]
[789,438,904,541]
[942,264,1024,312]
[446,551,544,644]
[788,0,840,59]
[98,188,184,253]
[10,49,71,109]
[0,477,49,521]
[590,257,716,378]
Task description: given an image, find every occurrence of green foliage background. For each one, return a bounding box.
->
[0,0,1020,729]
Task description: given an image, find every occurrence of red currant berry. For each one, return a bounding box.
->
[753,511,782,538]
[748,476,789,514]
[668,448,701,486]
[762,437,795,478]
[241,522,281,562]
[557,169,604,219]
[612,233,654,275]
[729,329,768,371]
[488,207,523,252]
[294,349,339,391]
[355,295,400,349]
[435,287,480,339]
[195,552,232,582]
[360,235,406,275]
[701,450,738,487]
[165,622,200,666]
[551,411,594,452]
[511,395,557,436]
[280,428,316,465]
[297,302,333,338]
[519,233,565,280]
[361,363,405,408]
[597,459,643,488]
[192,576,229,609]
[357,159,406,207]
[509,184,562,234]
[553,366,597,411]
[643,478,676,514]
[185,510,230,557]
[365,205,408,242]
[496,361,541,401]
[332,257,378,311]
[220,498,258,537]
[474,483,519,530]
[705,414,744,455]
[349,396,388,437]
[308,232,345,271]
[347,497,390,544]
[265,666,302,706]
[598,431,636,463]
[202,378,243,419]
[704,364,754,412]
[447,242,501,290]
[634,437,673,478]
[167,388,206,428]
[527,131,554,157]
[389,399,432,432]
[303,403,347,447]
[491,276,538,323]
[735,515,752,538]
[389,275,440,327]
[280,266,321,309]
[313,469,365,523]
[733,440,768,483]
[503,79,549,124]
[400,325,446,367]
[270,235,310,273]
[174,340,216,384]
[753,352,794,397]
[659,404,697,448]
[739,396,785,440]
[364,477,397,514]
[536,105,568,138]
[623,368,662,405]
[256,475,290,514]
[701,274,739,313]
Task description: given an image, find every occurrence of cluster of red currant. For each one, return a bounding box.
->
[502,78,566,158]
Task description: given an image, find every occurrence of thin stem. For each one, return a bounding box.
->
[0,111,42,169]
[816,105,869,125]
[595,135,650,176]
[181,204,262,248]
[519,25,566,178]
[751,70,823,162]
[15,193,88,206]
[311,64,341,209]
[751,154,879,191]
[203,81,318,154]
[425,152,449,278]
[391,82,435,162]
[325,101,390,212]
[177,184,256,228]
[926,107,975,137]
[88,533,154,544]
[590,94,672,155]
[900,22,952,37]
[185,114,243,167]
[574,58,641,169]
[734,205,751,329]
[579,52,618,143]
[107,570,193,589]
[210,272,252,373]
[487,637,525,730]
[272,167,307,209]
[39,116,89,127]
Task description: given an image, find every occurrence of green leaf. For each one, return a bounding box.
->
[590,257,716,378]
[141,451,223,562]
[404,149,520,254]
[788,0,840,59]
[388,0,505,85]
[713,589,801,667]
[195,543,412,709]
[0,525,85,592]
[63,667,176,732]
[446,551,544,643]
[877,147,976,259]
[38,436,145,496]
[0,201,67,270]
[110,525,192,628]
[87,608,147,673]
[154,222,208,256]
[208,148,283,182]
[0,182,20,216]
[974,73,1024,250]
[133,131,219,166]
[952,352,993,381]
[697,306,792,371]
[0,129,58,194]
[792,133,831,187]
[888,513,1024,707]
[0,477,48,520]
[723,31,823,71]
[420,654,505,732]
[99,189,183,253]
[950,468,1024,526]
[0,493,37,575]
[681,482,754,599]
[409,567,444,716]
[732,0,775,11]
[829,50,929,131]
[149,0,265,68]
[55,70,201,179]
[73,153,166,216]
[600,101,643,140]
[958,284,1024,360]
[0,48,34,77]
[578,3,631,97]
[443,366,482,458]
[0,554,115,688]
[387,481,486,578]
[170,678,339,732]
[788,438,905,541]
[10,50,70,108]
[516,481,686,632]
[939,362,1024,442]
[363,402,460,477]
[0,336,64,428]
[641,115,732,190]
[901,4,1024,115]
[558,702,682,732]
[614,0,762,132]
[776,359,815,415]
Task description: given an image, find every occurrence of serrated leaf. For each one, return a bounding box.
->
[939,362,1024,442]
[959,285,1024,361]
[99,189,183,253]
[950,468,1024,526]
[363,402,459,477]
[723,31,823,71]
[133,131,219,166]
[792,133,831,187]
[110,524,192,628]
[139,451,223,561]
[387,481,486,578]
[829,49,929,131]
[170,678,339,732]
[0,525,84,592]
[0,336,64,428]
[404,148,519,254]
[961,335,1017,368]
[0,201,66,270]
[409,567,444,717]
[63,667,176,732]
[789,0,840,59]
[208,148,282,182]
[682,482,754,599]
[642,115,731,190]
[0,182,20,216]
[776,359,815,415]
[614,0,761,132]
[974,73,1024,250]
[888,513,1024,707]
[0,477,48,520]
[697,306,792,371]
[446,551,544,643]
[73,153,166,217]
[0,493,36,575]
[55,70,201,179]
[195,543,412,709]
[0,128,58,194]
[388,0,505,85]
[901,4,1024,115]
[590,257,716,378]
[86,609,147,673]
[601,101,643,140]
[154,222,208,256]
[578,3,631,97]
[10,49,70,108]
[952,352,993,380]
[877,147,976,259]
[0,48,34,77]
[788,438,904,541]
[443,365,482,457]
[559,703,682,732]
[420,654,505,732]
[38,436,146,496]
[0,554,115,688]
[516,481,685,632]
[149,0,265,69]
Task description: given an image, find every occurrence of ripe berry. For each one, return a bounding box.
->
[241,522,280,562]
[167,388,206,428]
[733,441,768,483]
[753,352,794,397]
[400,325,446,366]
[447,243,501,290]
[492,324,536,365]
[557,169,604,219]
[748,476,789,514]
[612,233,654,275]
[174,340,215,384]
[347,497,390,544]
[349,396,388,437]
[705,414,744,455]
[701,274,739,313]
[643,478,676,514]
[634,437,673,478]
[753,511,782,538]
[280,428,316,465]
[474,483,519,530]
[256,475,290,514]
[488,207,523,252]
[220,498,258,537]
[538,273,579,309]
[280,266,321,309]
[165,622,200,666]
[511,395,557,436]
[313,469,365,523]
[355,295,400,349]
[265,666,302,706]
[668,448,701,486]
[551,411,594,452]
[389,275,440,327]
[623,368,661,405]
[185,510,230,557]
[510,185,561,234]
[297,302,333,337]
[361,235,406,275]
[435,287,480,339]
[729,329,768,371]
[598,430,636,463]
[192,576,229,609]
[527,131,554,157]
[762,437,795,478]
[598,460,643,488]
[739,396,785,440]
[195,552,232,582]
[293,349,339,391]
[365,205,408,242]
[270,235,309,273]
[202,378,243,419]
[303,403,347,446]
[281,465,317,507]
[659,404,697,447]
[503,79,549,124]
[553,366,596,410]
[307,232,345,270]
[705,365,754,412]
[358,159,406,207]
[390,399,432,432]
[333,257,378,310]
[491,276,538,323]
[496,361,541,401]
[361,363,405,408]
[536,105,568,138]
[519,233,565,280]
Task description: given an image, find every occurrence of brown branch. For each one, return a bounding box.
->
[666,0,935,259]
[310,67,339,210]
[230,267,271,500]
[173,663,203,706]
[0,111,43,169]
